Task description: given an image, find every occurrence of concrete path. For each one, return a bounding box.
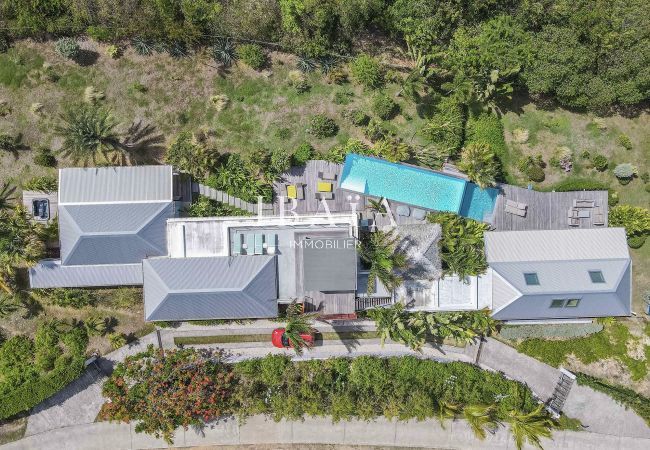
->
[22,323,650,443]
[5,415,650,450]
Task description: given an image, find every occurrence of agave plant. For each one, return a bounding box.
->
[131,37,154,56]
[297,56,317,73]
[506,405,554,450]
[318,56,337,74]
[85,315,107,336]
[211,38,237,67]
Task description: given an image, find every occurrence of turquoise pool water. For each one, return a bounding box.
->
[340,154,498,221]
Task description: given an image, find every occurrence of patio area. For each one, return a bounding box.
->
[492,184,608,231]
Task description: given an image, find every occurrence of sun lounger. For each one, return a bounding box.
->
[505,204,527,217]
[568,217,580,227]
[574,199,595,208]
[286,184,297,200]
[254,234,263,255]
[317,181,333,192]
[568,208,578,219]
[263,233,276,254]
[593,209,605,226]
[412,208,427,220]
[396,205,410,217]
[316,191,334,200]
[577,209,591,218]
[232,233,243,255]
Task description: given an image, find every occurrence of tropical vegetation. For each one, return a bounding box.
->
[100,347,555,447]
[427,212,490,279]
[368,304,497,351]
[357,230,407,293]
[458,142,498,188]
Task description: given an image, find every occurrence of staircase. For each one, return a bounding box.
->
[355,296,393,311]
[196,183,274,215]
[547,367,576,416]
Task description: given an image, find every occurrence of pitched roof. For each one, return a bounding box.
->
[484,228,629,263]
[144,256,278,321]
[29,260,143,288]
[485,228,631,317]
[59,165,173,204]
[59,202,173,265]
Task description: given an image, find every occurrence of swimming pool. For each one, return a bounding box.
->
[340,154,498,222]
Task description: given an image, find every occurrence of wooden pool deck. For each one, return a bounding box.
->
[273,161,609,232]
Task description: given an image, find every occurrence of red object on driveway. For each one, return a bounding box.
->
[271,327,314,349]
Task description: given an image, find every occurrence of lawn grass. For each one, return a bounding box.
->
[517,322,649,381]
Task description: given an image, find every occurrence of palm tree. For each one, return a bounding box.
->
[85,315,107,336]
[0,205,45,293]
[55,105,119,166]
[368,303,425,351]
[366,197,387,214]
[463,404,499,440]
[506,405,554,450]
[437,401,461,429]
[283,300,318,355]
[458,142,498,188]
[357,230,407,293]
[0,182,16,211]
[0,293,20,318]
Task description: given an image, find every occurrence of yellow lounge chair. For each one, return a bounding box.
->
[286,184,297,199]
[317,181,333,192]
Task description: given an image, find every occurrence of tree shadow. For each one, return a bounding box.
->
[115,121,165,165]
[73,49,99,67]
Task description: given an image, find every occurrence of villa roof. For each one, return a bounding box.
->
[485,228,631,319]
[57,165,175,266]
[143,256,278,321]
[302,237,357,291]
[59,165,173,204]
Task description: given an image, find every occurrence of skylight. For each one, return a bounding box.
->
[588,270,605,283]
[524,272,539,286]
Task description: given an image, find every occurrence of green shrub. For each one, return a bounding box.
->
[106,45,120,59]
[640,172,649,183]
[373,138,410,162]
[324,139,372,163]
[46,289,95,308]
[187,196,251,218]
[372,93,398,120]
[55,38,80,59]
[165,132,219,180]
[617,134,633,150]
[525,164,545,182]
[0,133,20,152]
[33,146,56,167]
[23,175,57,192]
[591,154,608,171]
[613,163,636,180]
[546,178,609,192]
[500,323,603,340]
[0,34,9,53]
[205,154,273,203]
[576,373,650,426]
[333,90,354,105]
[236,44,266,70]
[86,26,112,42]
[465,112,508,181]
[292,142,314,166]
[308,114,338,138]
[364,118,389,142]
[419,97,465,164]
[628,235,646,249]
[274,127,292,140]
[348,109,370,126]
[108,333,127,350]
[349,54,383,89]
[580,150,591,159]
[646,184,650,193]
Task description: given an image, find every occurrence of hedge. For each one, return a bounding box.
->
[575,373,650,426]
[543,178,609,192]
[500,323,604,340]
[464,113,510,182]
[0,357,85,419]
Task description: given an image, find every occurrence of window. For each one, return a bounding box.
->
[565,299,580,308]
[550,299,565,308]
[524,272,539,285]
[589,270,605,283]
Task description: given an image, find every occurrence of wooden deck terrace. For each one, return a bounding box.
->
[492,184,609,231]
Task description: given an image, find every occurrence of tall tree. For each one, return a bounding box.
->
[56,105,119,166]
[507,405,554,450]
[458,142,498,188]
[358,230,408,293]
[0,183,16,211]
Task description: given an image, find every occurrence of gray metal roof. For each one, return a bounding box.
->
[59,202,173,265]
[302,237,357,292]
[29,260,143,288]
[486,228,632,319]
[59,165,173,204]
[144,256,278,321]
[484,228,629,263]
